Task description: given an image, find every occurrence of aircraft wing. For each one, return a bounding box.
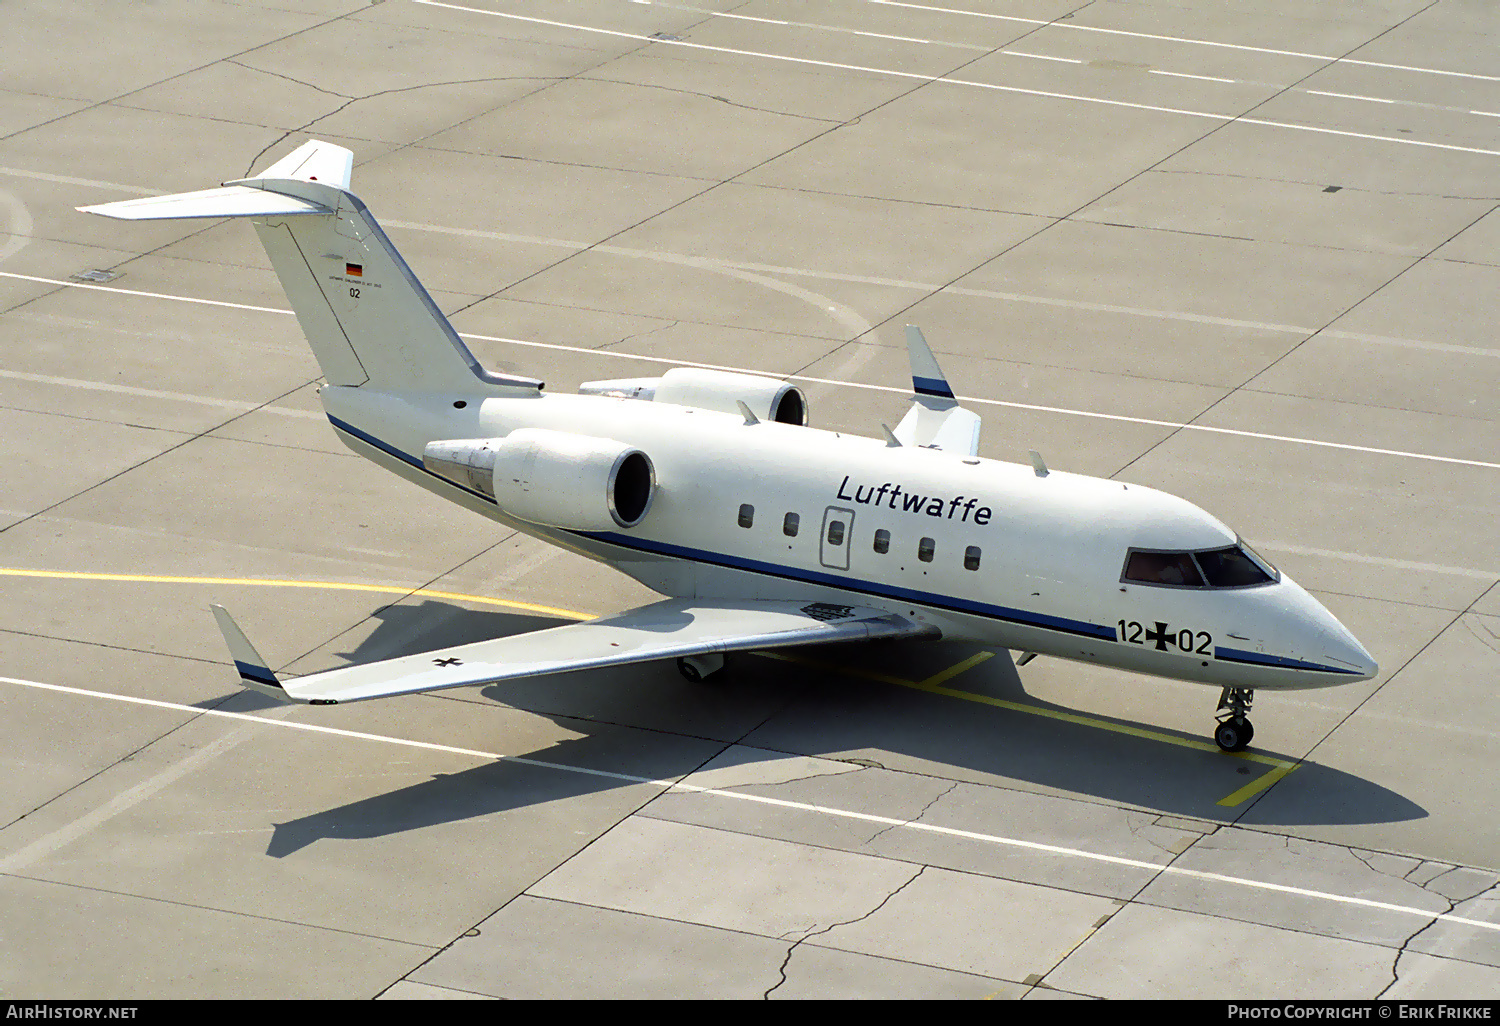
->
[214,599,937,705]
[892,326,981,456]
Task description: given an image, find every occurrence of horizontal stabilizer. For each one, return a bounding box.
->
[211,604,294,703]
[78,185,330,220]
[893,325,982,455]
[220,599,937,705]
[78,138,541,395]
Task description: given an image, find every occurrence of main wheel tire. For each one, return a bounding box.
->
[676,657,703,683]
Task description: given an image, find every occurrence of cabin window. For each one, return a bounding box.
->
[826,520,845,546]
[783,512,799,537]
[738,504,754,528]
[873,529,890,554]
[918,537,935,562]
[964,545,981,571]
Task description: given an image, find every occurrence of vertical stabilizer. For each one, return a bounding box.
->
[79,140,541,395]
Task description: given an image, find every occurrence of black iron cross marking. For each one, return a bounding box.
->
[434,657,462,667]
[1143,622,1174,651]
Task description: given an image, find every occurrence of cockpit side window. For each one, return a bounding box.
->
[1196,546,1275,587]
[1121,542,1279,589]
[1123,550,1205,587]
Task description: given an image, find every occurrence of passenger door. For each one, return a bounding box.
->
[820,506,854,571]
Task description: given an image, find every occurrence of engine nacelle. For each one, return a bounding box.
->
[579,367,808,425]
[423,429,655,531]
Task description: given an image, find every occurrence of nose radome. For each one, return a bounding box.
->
[1310,603,1378,680]
[1281,574,1378,680]
[1325,627,1378,680]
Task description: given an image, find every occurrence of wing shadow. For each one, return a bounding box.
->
[254,602,1426,856]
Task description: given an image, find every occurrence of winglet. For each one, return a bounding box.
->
[893,326,981,456]
[248,139,353,189]
[211,604,297,703]
[905,325,955,403]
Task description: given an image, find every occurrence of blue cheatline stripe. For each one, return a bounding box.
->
[326,414,1116,641]
[324,416,1343,674]
[235,660,281,688]
[328,414,496,504]
[912,375,955,399]
[1214,647,1360,675]
[574,530,1117,641]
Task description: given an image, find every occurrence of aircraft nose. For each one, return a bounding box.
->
[1324,627,1378,680]
[1309,606,1378,680]
[1280,574,1378,681]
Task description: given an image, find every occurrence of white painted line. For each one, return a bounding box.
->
[1346,58,1500,84]
[1470,110,1500,119]
[1003,52,1083,65]
[3,674,1495,934]
[0,270,293,315]
[1321,329,1500,360]
[339,222,1500,361]
[1149,69,1237,84]
[866,0,1500,83]
[0,167,162,196]
[1261,542,1498,582]
[1307,90,1395,104]
[1234,116,1500,157]
[416,2,1500,156]
[0,368,322,419]
[4,269,1497,471]
[631,0,987,50]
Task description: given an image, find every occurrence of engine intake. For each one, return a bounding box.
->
[579,367,808,425]
[423,429,655,530]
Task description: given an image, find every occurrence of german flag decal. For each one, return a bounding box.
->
[345,262,363,277]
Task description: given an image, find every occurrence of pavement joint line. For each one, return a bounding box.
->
[2,269,1495,472]
[0,673,1492,935]
[415,2,1500,157]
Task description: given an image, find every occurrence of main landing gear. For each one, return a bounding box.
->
[676,653,725,683]
[1214,687,1255,752]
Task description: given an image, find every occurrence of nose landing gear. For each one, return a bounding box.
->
[1214,687,1255,751]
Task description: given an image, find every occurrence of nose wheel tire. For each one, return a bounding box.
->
[1214,686,1255,752]
[1214,717,1254,752]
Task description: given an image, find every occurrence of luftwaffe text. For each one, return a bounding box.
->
[836,476,993,524]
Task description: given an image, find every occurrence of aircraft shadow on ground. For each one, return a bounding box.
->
[261,599,1425,857]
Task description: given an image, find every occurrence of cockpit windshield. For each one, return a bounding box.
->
[1122,541,1278,589]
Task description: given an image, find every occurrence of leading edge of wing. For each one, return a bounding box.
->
[213,599,938,704]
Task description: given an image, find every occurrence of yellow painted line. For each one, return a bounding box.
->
[760,650,1300,804]
[1214,760,1300,807]
[5,568,1295,804]
[920,650,994,688]
[0,568,591,622]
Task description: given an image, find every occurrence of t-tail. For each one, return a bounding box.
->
[78,140,540,396]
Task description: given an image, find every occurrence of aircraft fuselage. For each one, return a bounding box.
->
[321,385,1376,694]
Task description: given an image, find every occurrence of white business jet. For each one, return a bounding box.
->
[81,140,1377,752]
